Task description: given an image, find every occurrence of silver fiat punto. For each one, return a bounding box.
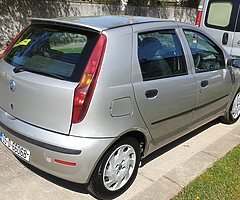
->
[0,16,240,199]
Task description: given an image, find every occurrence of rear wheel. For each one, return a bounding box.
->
[87,137,141,200]
[220,90,240,124]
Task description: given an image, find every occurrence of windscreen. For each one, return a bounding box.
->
[4,24,99,82]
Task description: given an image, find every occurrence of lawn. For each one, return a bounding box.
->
[172,145,240,200]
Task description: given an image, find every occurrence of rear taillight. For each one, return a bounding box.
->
[195,10,203,27]
[0,28,27,60]
[72,34,107,124]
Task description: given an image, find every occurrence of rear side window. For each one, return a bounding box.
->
[184,30,225,73]
[4,25,99,82]
[138,30,187,81]
[205,0,238,31]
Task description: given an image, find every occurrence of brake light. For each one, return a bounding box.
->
[0,27,27,60]
[195,10,203,27]
[195,10,202,27]
[72,34,107,124]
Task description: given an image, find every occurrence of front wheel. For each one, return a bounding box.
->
[87,137,141,200]
[220,90,240,124]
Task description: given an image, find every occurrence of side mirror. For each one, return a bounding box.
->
[232,59,240,68]
[226,58,240,68]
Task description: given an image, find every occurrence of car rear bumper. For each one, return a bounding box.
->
[0,108,114,183]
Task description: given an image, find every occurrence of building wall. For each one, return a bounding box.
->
[0,0,197,50]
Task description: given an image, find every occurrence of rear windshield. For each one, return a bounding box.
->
[4,24,99,82]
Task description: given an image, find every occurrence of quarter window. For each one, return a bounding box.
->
[184,30,225,73]
[138,30,187,81]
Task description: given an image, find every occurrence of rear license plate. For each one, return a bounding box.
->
[0,131,30,162]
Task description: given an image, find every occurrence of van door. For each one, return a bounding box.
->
[132,27,197,144]
[200,0,239,55]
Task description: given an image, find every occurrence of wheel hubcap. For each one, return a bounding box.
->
[231,93,240,120]
[103,144,136,191]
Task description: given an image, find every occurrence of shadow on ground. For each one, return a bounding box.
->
[17,119,220,195]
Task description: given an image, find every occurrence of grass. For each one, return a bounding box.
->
[172,145,240,200]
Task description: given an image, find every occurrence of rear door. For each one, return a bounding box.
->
[183,29,233,123]
[132,24,197,143]
[200,0,239,55]
[0,24,99,134]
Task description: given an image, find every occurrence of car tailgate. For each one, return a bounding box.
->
[0,61,77,134]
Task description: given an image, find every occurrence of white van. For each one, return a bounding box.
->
[196,0,240,57]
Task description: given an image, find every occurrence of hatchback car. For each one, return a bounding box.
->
[0,16,240,199]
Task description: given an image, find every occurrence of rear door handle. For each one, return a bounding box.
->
[201,80,209,88]
[145,89,158,99]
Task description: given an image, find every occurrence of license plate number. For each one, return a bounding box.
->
[0,132,30,162]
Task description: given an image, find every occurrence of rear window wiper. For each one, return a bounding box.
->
[13,67,65,80]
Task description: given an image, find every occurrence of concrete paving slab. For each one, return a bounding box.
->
[203,133,240,159]
[164,151,217,188]
[130,177,182,200]
[131,177,182,200]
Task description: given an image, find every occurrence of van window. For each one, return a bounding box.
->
[138,30,187,81]
[184,30,225,73]
[207,2,232,27]
[205,0,238,31]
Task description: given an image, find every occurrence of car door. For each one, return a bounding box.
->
[200,0,239,55]
[182,29,233,124]
[132,24,197,144]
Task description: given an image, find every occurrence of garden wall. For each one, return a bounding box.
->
[0,0,197,50]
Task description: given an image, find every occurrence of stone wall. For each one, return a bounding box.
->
[0,0,197,50]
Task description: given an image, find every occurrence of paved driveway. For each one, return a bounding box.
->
[1,120,240,200]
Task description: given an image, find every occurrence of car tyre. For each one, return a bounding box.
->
[87,137,141,200]
[220,89,240,124]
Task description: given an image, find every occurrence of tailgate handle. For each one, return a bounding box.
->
[201,80,209,88]
[145,89,158,99]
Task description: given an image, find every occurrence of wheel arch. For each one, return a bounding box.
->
[87,129,152,184]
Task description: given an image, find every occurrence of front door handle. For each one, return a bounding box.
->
[145,89,158,99]
[201,80,209,88]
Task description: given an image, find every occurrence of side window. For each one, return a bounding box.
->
[138,30,187,81]
[184,30,225,73]
[205,0,238,31]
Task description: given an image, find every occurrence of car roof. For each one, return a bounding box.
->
[29,15,175,32]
